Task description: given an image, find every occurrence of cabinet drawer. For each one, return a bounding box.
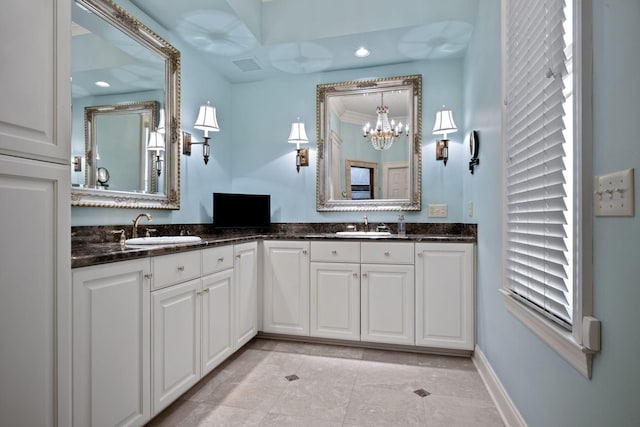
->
[202,245,234,275]
[311,241,361,263]
[361,242,414,264]
[151,250,201,290]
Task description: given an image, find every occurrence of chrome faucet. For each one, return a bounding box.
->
[363,215,369,232]
[132,213,152,238]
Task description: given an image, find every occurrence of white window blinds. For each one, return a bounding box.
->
[504,0,573,327]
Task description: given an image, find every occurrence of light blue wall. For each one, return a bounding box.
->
[229,59,466,224]
[464,1,640,426]
[71,0,233,226]
[71,4,467,226]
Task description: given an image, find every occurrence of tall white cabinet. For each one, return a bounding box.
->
[415,243,475,350]
[0,0,71,425]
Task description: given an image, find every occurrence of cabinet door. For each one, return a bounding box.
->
[152,279,201,415]
[415,243,475,350]
[263,241,310,336]
[234,242,258,348]
[72,259,151,427]
[310,262,361,340]
[0,0,69,162]
[361,264,415,345]
[202,269,235,375]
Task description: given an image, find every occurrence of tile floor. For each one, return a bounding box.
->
[147,339,504,427]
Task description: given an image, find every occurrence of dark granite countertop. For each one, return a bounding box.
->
[72,223,477,268]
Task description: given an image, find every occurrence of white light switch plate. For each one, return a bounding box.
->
[594,168,634,217]
[428,204,448,218]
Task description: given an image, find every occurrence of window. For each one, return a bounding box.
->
[501,0,596,377]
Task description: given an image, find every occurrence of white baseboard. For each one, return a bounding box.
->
[472,345,527,427]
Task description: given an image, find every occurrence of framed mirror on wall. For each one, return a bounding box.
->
[70,0,180,209]
[316,75,422,212]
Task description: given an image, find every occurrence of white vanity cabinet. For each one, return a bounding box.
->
[201,246,235,375]
[263,240,310,336]
[72,259,152,427]
[234,242,259,348]
[310,241,361,340]
[151,276,201,414]
[151,250,203,414]
[151,243,258,415]
[415,243,475,350]
[361,242,415,345]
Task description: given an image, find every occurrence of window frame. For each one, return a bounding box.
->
[500,0,595,378]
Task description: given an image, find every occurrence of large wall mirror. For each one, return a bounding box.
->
[70,0,181,209]
[316,75,422,211]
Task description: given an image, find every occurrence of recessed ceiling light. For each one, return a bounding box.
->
[95,81,110,88]
[354,47,370,58]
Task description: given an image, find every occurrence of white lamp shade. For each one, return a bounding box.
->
[432,108,458,135]
[147,131,165,151]
[288,120,308,144]
[194,101,220,136]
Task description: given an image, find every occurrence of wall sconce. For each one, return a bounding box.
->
[72,156,83,172]
[183,101,219,164]
[148,131,165,176]
[468,130,480,174]
[432,106,458,166]
[288,118,309,173]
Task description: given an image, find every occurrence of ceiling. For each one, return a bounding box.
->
[127,0,479,83]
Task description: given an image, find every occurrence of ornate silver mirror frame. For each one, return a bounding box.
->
[71,0,180,209]
[316,75,422,212]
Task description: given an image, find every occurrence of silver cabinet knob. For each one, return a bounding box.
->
[332,250,337,255]
[177,266,185,272]
[218,257,224,262]
[384,251,390,256]
[144,273,152,279]
[302,250,308,255]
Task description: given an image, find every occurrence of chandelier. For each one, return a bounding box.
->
[362,92,408,150]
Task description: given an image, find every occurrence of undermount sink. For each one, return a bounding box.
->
[125,236,202,246]
[335,231,393,238]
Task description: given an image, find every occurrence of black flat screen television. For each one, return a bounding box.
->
[213,192,271,229]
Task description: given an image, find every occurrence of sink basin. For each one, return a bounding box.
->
[335,231,392,238]
[125,236,202,246]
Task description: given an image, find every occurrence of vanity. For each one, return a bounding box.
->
[65,1,475,425]
[71,226,475,427]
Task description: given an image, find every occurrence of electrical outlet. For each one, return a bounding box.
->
[467,201,473,217]
[594,168,635,217]
[428,204,448,218]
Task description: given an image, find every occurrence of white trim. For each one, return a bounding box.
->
[473,345,527,427]
[501,289,592,378]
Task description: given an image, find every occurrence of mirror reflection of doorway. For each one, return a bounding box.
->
[345,160,378,200]
[382,161,409,199]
